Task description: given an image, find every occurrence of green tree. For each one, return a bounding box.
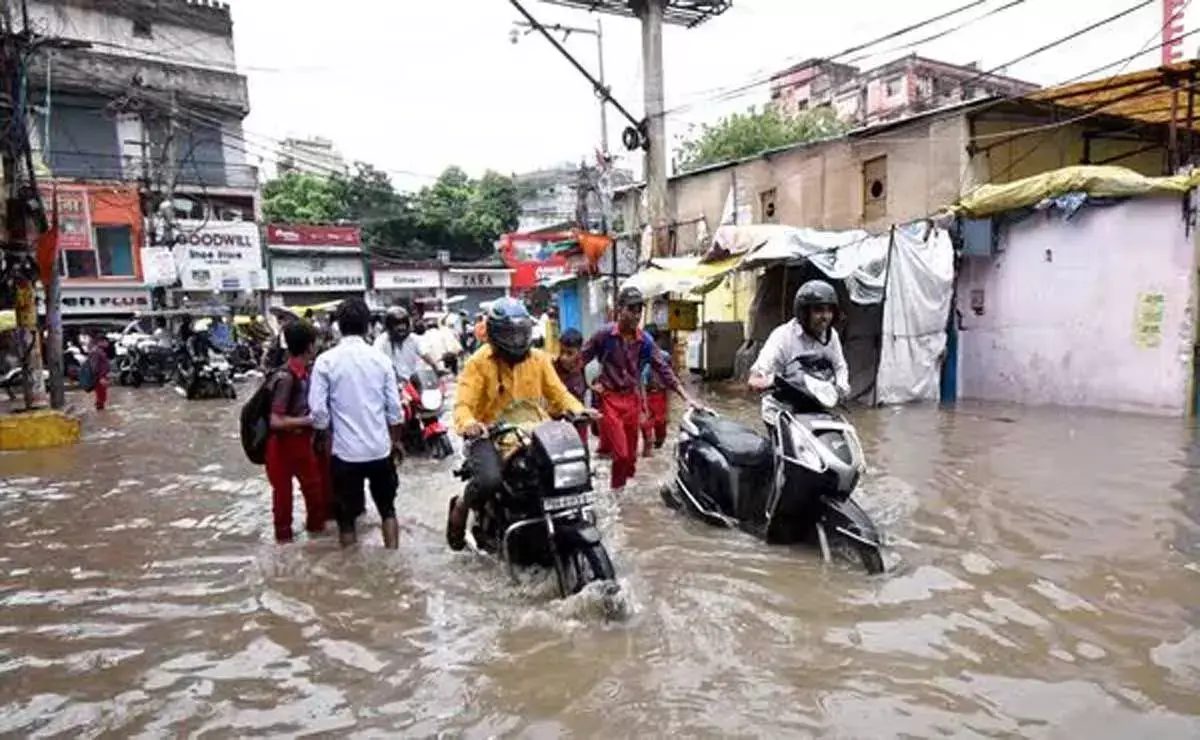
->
[260,163,522,261]
[675,105,848,173]
[261,172,345,223]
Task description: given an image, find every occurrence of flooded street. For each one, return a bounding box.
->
[3,384,1200,738]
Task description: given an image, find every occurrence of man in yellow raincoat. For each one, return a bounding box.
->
[446,297,597,550]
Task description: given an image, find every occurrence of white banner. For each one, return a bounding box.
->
[374,268,440,290]
[141,247,178,286]
[172,220,265,291]
[270,255,365,292]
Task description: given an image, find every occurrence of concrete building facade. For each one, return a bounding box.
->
[277,136,348,178]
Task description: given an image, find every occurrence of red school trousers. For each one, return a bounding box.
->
[643,388,669,446]
[265,432,327,542]
[93,379,109,410]
[600,390,642,490]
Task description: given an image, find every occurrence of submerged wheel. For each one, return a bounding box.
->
[128,370,144,388]
[554,543,616,597]
[659,482,683,510]
[854,540,885,575]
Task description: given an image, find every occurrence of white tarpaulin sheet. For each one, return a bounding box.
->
[725,222,954,404]
[736,225,890,304]
[877,223,954,404]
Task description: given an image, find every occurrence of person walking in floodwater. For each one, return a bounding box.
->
[265,320,329,543]
[308,297,404,549]
[87,331,111,411]
[582,286,702,490]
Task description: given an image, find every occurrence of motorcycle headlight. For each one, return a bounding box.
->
[553,460,589,490]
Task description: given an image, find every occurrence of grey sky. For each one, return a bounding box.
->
[233,0,1189,190]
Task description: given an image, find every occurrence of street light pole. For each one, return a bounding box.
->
[512,19,609,163]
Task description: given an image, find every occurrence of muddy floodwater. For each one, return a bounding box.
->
[2,383,1200,738]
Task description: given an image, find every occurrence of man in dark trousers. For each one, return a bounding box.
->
[582,286,702,491]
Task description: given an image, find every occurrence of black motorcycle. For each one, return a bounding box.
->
[662,355,886,574]
[452,416,618,598]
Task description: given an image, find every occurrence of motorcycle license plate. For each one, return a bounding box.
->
[542,492,594,512]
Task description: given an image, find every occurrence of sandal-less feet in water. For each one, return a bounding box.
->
[446,496,466,551]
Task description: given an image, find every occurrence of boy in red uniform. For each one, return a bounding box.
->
[266,321,328,543]
[639,324,671,457]
[582,287,702,491]
[553,328,589,444]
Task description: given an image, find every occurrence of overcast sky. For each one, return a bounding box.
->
[231,0,1192,191]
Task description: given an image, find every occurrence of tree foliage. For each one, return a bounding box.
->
[261,162,521,261]
[675,105,849,173]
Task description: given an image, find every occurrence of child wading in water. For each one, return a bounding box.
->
[640,324,671,457]
[553,329,588,444]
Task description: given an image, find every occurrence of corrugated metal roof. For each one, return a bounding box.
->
[1027,60,1200,129]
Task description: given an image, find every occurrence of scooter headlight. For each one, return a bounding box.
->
[805,374,839,408]
[553,460,589,490]
[421,389,443,409]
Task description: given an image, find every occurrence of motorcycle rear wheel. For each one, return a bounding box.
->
[553,542,616,598]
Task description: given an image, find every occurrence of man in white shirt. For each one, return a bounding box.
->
[373,306,438,383]
[748,280,851,400]
[309,297,405,549]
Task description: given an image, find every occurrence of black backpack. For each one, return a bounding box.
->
[240,370,288,465]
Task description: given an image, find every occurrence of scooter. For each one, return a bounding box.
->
[400,366,453,459]
[661,355,886,574]
[451,415,618,599]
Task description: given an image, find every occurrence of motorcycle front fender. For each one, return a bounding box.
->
[820,495,880,547]
[553,522,602,550]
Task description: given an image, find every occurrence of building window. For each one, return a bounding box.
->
[95,225,135,277]
[862,156,887,220]
[759,188,778,224]
[884,76,904,98]
[133,18,152,39]
[62,249,98,279]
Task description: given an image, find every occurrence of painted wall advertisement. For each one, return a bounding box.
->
[172,220,266,291]
[270,255,365,292]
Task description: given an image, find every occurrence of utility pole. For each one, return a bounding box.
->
[637,0,669,258]
[2,0,43,409]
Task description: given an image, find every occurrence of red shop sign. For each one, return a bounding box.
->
[41,187,92,251]
[267,224,362,247]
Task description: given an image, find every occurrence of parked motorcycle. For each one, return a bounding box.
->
[451,414,618,599]
[661,355,886,574]
[115,334,175,387]
[400,366,453,459]
[177,350,237,400]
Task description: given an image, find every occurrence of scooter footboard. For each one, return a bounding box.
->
[821,496,880,547]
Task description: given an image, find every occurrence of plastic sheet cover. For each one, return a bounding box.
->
[732,222,954,404]
[876,224,955,405]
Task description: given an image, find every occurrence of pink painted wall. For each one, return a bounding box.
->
[957,196,1196,416]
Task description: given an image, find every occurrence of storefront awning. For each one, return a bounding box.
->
[622,256,740,298]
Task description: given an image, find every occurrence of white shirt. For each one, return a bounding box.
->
[309,335,403,463]
[750,319,850,398]
[373,333,425,382]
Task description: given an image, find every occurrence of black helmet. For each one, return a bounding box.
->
[617,285,645,309]
[793,280,838,320]
[384,306,411,339]
[486,297,534,363]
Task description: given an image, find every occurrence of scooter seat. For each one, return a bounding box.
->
[692,414,772,467]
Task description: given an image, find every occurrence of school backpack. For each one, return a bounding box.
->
[240,368,300,465]
[78,355,96,392]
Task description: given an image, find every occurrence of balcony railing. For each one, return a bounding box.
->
[35,149,258,190]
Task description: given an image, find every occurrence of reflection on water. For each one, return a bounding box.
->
[1,385,1200,736]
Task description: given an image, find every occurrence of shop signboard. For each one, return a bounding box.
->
[445,270,511,289]
[270,255,365,292]
[266,224,362,250]
[172,220,265,291]
[373,268,441,290]
[37,286,152,316]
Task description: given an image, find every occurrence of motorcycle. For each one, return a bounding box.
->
[661,355,886,574]
[177,350,237,400]
[115,334,174,387]
[400,366,453,459]
[451,415,618,599]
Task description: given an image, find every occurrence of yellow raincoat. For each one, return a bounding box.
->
[453,344,584,436]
